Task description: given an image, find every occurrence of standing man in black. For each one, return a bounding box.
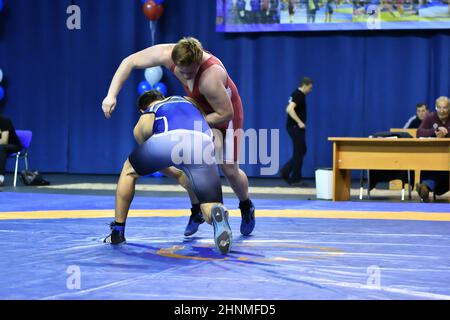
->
[280,77,313,185]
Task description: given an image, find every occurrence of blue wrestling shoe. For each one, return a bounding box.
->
[239,199,255,236]
[184,209,205,236]
[211,205,232,254]
[104,221,126,244]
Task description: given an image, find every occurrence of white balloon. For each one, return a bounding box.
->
[145,67,163,86]
[0,69,3,83]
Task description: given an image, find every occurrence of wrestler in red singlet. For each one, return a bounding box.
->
[171,54,244,162]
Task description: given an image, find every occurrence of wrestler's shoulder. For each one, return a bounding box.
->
[199,64,227,84]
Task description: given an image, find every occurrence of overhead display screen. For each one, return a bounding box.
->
[216,0,450,32]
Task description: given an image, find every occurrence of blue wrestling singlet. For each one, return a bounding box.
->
[142,96,212,136]
[128,96,222,204]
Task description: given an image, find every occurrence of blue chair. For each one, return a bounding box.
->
[7,130,32,187]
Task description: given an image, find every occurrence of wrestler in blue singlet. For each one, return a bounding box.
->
[129,95,222,204]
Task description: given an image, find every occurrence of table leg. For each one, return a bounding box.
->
[333,168,350,201]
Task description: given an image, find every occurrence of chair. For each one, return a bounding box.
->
[359,169,413,201]
[7,130,32,187]
[359,131,414,201]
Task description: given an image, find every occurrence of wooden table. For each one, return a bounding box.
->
[389,129,419,189]
[390,128,417,138]
[329,138,450,201]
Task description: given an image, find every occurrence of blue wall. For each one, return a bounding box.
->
[0,0,449,177]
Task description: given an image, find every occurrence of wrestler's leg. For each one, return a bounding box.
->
[115,159,140,223]
[182,164,232,254]
[160,167,199,204]
[215,127,255,236]
[104,159,139,244]
[106,133,173,244]
[161,166,205,236]
[181,163,232,254]
[220,162,249,202]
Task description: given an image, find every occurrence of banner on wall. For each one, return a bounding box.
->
[216,0,450,32]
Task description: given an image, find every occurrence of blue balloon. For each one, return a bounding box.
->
[0,86,4,101]
[153,82,167,96]
[145,66,163,86]
[137,80,152,95]
[0,0,3,12]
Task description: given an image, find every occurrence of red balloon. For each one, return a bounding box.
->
[142,0,164,21]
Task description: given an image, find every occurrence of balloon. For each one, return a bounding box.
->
[144,66,163,86]
[0,69,3,83]
[137,80,152,95]
[0,86,5,101]
[153,82,167,96]
[142,0,164,21]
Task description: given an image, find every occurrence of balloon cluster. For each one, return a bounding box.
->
[139,1,166,178]
[138,66,167,97]
[141,0,164,21]
[137,0,168,98]
[0,69,5,102]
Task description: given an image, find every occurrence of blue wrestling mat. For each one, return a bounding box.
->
[1,192,449,300]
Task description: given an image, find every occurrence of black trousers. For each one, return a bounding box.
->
[281,125,306,181]
[0,144,21,175]
[421,171,450,196]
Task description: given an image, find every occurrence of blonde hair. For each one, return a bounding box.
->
[171,37,203,67]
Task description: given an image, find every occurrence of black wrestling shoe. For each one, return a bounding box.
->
[184,209,205,236]
[239,199,255,236]
[104,221,126,244]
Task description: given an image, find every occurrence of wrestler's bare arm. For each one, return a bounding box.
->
[133,113,155,144]
[102,44,175,119]
[198,65,234,127]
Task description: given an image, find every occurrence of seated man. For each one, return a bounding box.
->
[0,115,22,187]
[104,91,233,254]
[416,96,450,202]
[403,103,429,129]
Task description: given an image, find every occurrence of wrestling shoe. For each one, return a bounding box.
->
[239,199,255,236]
[184,208,205,236]
[211,205,232,254]
[104,221,126,244]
